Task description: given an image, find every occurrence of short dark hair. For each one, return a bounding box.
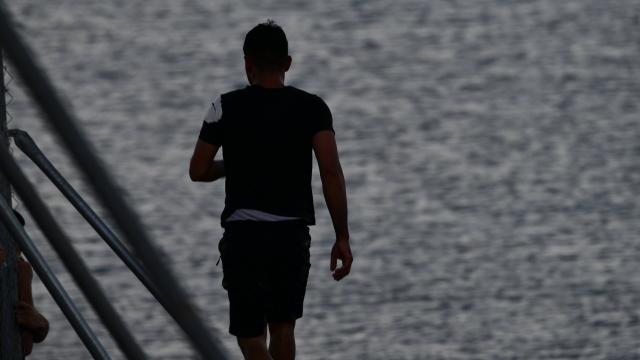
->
[243,20,289,71]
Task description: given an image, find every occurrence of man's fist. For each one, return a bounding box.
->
[330,240,353,281]
[16,300,49,355]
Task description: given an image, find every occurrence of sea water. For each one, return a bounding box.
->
[4,0,640,359]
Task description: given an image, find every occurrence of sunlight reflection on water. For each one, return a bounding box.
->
[5,0,640,358]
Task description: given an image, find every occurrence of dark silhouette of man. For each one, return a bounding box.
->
[190,20,352,360]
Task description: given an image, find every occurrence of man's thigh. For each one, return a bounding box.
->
[264,233,310,323]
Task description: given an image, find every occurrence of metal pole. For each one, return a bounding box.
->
[0,44,22,359]
[9,129,166,308]
[0,4,228,359]
[0,197,112,360]
[0,145,148,360]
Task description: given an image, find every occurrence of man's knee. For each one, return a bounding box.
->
[237,334,266,349]
[268,321,295,337]
[237,335,271,360]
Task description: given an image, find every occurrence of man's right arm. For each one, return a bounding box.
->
[312,130,352,281]
[189,139,225,182]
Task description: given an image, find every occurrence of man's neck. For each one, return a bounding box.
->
[250,72,286,88]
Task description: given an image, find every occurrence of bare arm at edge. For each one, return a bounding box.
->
[189,139,225,182]
[312,130,353,281]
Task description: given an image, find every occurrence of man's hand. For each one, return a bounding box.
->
[330,240,353,281]
[16,301,47,331]
[16,301,36,328]
[16,300,49,345]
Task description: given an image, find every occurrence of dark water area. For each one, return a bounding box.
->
[4,0,640,359]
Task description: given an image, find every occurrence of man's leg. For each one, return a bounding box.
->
[221,225,274,359]
[268,321,296,360]
[237,330,272,360]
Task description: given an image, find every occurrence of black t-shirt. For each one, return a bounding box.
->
[198,85,334,226]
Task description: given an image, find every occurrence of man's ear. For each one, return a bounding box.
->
[284,55,292,72]
[244,56,254,84]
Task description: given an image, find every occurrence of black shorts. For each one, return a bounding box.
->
[218,220,311,338]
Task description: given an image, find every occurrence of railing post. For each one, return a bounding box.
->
[0,46,23,359]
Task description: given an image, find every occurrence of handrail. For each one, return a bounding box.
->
[0,144,148,360]
[9,129,166,308]
[0,197,112,360]
[0,2,228,358]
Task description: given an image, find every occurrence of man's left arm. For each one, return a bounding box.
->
[189,139,225,182]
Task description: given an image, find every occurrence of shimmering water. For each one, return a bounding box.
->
[4,0,640,359]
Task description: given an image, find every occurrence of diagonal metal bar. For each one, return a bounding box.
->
[0,197,112,360]
[0,145,147,360]
[9,129,166,309]
[0,3,228,359]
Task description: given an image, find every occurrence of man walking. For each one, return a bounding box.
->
[189,20,352,360]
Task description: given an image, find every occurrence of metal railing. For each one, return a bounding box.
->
[0,1,229,359]
[9,129,167,309]
[0,197,112,360]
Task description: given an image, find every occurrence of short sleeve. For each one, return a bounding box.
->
[198,96,224,145]
[309,95,334,136]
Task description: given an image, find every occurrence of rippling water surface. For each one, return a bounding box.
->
[4,0,640,359]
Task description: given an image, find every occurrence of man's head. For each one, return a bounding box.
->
[243,20,292,83]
